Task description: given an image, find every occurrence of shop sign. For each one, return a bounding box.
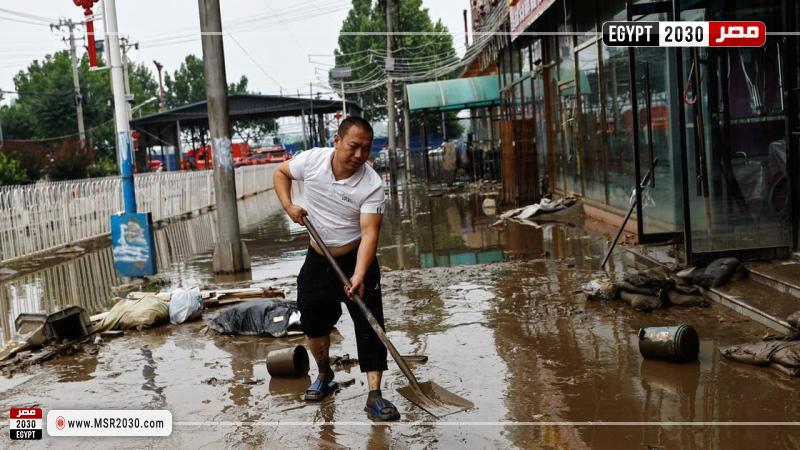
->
[509,0,556,41]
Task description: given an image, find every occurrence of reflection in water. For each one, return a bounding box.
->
[0,188,298,340]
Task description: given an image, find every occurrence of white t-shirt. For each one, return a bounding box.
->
[289,147,385,246]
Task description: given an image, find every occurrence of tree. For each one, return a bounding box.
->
[0,152,29,185]
[164,55,278,149]
[164,54,250,108]
[334,0,464,139]
[0,50,160,176]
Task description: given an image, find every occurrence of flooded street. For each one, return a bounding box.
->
[1,186,799,448]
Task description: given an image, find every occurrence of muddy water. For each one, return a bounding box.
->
[1,187,800,448]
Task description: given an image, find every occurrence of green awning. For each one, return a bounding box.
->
[406,75,500,112]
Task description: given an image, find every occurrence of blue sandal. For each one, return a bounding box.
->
[304,379,339,401]
[364,397,401,421]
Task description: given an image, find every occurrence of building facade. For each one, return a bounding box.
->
[473,0,800,263]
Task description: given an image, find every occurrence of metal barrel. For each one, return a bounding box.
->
[638,324,700,363]
[266,345,310,377]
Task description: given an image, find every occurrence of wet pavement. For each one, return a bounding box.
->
[1,184,800,448]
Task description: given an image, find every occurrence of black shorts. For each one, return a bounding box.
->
[296,246,388,373]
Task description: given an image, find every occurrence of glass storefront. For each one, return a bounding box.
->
[496,0,797,260]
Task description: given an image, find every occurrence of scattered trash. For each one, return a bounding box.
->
[0,267,18,279]
[499,197,582,225]
[481,198,497,216]
[639,325,700,362]
[97,295,169,331]
[721,339,800,377]
[694,257,741,288]
[266,345,309,377]
[169,288,204,324]
[582,277,618,301]
[0,306,94,361]
[208,300,301,337]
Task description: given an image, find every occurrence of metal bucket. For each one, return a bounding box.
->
[266,345,310,377]
[638,324,699,363]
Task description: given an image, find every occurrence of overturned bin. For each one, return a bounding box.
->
[15,306,93,344]
[266,345,309,378]
[638,324,699,363]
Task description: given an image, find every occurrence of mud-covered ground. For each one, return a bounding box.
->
[2,187,800,448]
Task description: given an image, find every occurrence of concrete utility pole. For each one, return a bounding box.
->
[386,0,398,191]
[52,19,86,147]
[199,0,250,274]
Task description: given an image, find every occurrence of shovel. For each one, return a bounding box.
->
[304,218,473,418]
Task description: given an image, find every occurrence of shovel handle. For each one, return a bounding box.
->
[304,218,422,390]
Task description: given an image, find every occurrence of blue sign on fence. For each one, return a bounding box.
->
[110,212,156,277]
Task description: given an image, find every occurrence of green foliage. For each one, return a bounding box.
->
[0,50,159,167]
[164,54,250,108]
[0,152,29,186]
[334,0,463,138]
[87,154,118,178]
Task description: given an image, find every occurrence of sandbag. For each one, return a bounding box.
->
[624,266,674,292]
[695,257,740,288]
[618,291,662,312]
[98,295,169,331]
[209,300,302,337]
[667,290,709,307]
[169,288,203,324]
[787,310,800,329]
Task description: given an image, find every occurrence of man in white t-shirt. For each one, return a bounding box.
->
[273,117,399,421]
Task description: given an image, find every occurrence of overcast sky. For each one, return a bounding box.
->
[0,0,472,105]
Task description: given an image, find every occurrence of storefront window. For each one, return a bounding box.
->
[575,1,598,45]
[521,44,531,79]
[577,43,605,203]
[601,44,635,210]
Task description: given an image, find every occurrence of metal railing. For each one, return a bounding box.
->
[0,164,278,263]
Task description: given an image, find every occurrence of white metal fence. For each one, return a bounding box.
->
[0,164,278,263]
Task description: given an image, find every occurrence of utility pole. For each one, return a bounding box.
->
[299,89,309,150]
[385,0,398,191]
[199,0,250,274]
[104,0,156,277]
[153,61,166,111]
[120,38,138,121]
[52,19,86,147]
[309,82,315,146]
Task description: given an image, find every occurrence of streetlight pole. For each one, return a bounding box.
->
[104,0,156,276]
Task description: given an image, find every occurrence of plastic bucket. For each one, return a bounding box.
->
[266,345,310,377]
[638,324,699,363]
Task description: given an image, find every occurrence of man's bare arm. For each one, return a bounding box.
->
[348,213,382,297]
[274,161,306,224]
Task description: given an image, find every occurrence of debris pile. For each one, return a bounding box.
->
[494,196,582,227]
[584,266,708,312]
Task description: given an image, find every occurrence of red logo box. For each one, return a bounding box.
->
[10,408,42,419]
[709,21,766,47]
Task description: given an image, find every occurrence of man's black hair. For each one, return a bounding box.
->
[337,116,374,138]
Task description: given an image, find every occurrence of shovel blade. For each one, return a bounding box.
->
[396,381,473,418]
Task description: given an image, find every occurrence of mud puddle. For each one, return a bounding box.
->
[1,187,799,448]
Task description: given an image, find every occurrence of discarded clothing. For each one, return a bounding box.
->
[721,340,800,377]
[694,257,740,288]
[209,300,302,337]
[98,295,169,331]
[169,288,203,324]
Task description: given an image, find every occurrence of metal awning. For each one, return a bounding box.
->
[406,75,500,112]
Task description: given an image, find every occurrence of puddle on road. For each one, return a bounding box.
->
[2,186,799,448]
